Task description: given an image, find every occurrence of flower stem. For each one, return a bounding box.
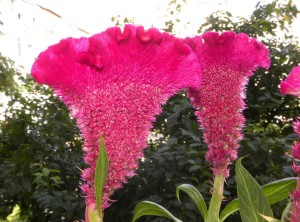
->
[87,205,103,222]
[281,200,292,222]
[206,173,225,222]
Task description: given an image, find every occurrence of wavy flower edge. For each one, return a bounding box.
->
[31,24,201,212]
[280,66,300,97]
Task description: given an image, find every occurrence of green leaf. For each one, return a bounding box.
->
[42,168,50,177]
[236,158,273,222]
[176,184,207,220]
[94,136,109,219]
[132,201,182,222]
[220,199,238,222]
[258,213,281,222]
[262,177,296,205]
[220,177,296,222]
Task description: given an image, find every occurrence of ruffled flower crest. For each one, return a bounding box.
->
[31,24,201,211]
[280,66,300,97]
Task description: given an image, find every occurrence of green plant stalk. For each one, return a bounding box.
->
[88,206,103,222]
[206,173,225,222]
[281,200,292,222]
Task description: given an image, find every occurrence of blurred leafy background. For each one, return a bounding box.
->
[0,0,300,221]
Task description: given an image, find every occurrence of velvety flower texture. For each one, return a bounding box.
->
[291,120,300,174]
[291,123,300,222]
[185,32,270,176]
[290,184,300,222]
[280,66,300,97]
[31,24,201,210]
[280,67,300,222]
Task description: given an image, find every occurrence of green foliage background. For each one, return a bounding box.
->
[0,0,299,221]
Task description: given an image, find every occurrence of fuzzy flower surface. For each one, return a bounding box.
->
[280,66,300,97]
[31,24,201,210]
[280,67,300,222]
[291,121,300,222]
[185,32,270,176]
[292,121,300,174]
[290,182,300,222]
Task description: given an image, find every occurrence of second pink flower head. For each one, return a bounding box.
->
[186,31,270,176]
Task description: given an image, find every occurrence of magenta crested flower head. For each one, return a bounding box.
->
[291,127,300,175]
[31,24,201,212]
[292,120,300,167]
[292,142,300,162]
[283,113,300,221]
[293,120,300,138]
[290,181,300,222]
[291,119,300,221]
[185,31,270,176]
[280,66,300,97]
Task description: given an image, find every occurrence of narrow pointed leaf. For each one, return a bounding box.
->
[94,136,109,219]
[258,213,281,222]
[132,201,182,222]
[220,177,296,222]
[236,158,273,222]
[176,184,207,220]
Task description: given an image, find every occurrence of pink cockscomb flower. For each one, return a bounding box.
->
[293,120,300,138]
[31,24,201,215]
[292,142,300,163]
[280,66,300,97]
[290,184,300,222]
[290,120,300,222]
[280,67,300,221]
[185,32,270,176]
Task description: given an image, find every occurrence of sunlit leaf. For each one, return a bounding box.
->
[258,213,281,222]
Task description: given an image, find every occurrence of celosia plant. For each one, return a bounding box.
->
[31,24,201,220]
[280,66,300,222]
[290,121,300,222]
[185,32,270,178]
[133,32,294,222]
[280,66,300,97]
[183,31,270,221]
[31,25,298,222]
